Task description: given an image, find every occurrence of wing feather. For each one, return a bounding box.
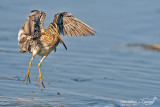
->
[53,12,96,37]
[18,10,46,42]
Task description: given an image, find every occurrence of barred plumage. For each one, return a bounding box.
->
[18,10,96,91]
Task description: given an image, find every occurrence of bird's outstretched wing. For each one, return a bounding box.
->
[53,12,96,37]
[18,10,46,42]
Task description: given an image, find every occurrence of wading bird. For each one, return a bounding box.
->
[18,10,96,91]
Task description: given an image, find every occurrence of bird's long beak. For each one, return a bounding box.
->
[56,29,67,50]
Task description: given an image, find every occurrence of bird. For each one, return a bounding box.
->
[18,10,96,91]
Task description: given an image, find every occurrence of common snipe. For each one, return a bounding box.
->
[18,10,96,91]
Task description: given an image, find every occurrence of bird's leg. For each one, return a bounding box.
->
[24,56,34,84]
[36,56,46,91]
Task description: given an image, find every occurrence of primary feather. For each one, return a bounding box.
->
[53,12,96,37]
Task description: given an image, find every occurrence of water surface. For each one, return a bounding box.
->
[0,0,160,107]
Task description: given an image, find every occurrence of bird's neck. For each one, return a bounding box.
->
[46,23,59,35]
[40,25,45,33]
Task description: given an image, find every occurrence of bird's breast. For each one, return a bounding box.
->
[37,32,60,56]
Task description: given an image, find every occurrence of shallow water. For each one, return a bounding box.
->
[0,0,160,107]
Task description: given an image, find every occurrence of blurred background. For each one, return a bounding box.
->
[0,0,160,107]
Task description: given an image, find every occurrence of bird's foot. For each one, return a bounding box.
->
[24,72,31,84]
[36,75,45,91]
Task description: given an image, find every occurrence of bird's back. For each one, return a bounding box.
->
[40,23,60,47]
[37,23,61,56]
